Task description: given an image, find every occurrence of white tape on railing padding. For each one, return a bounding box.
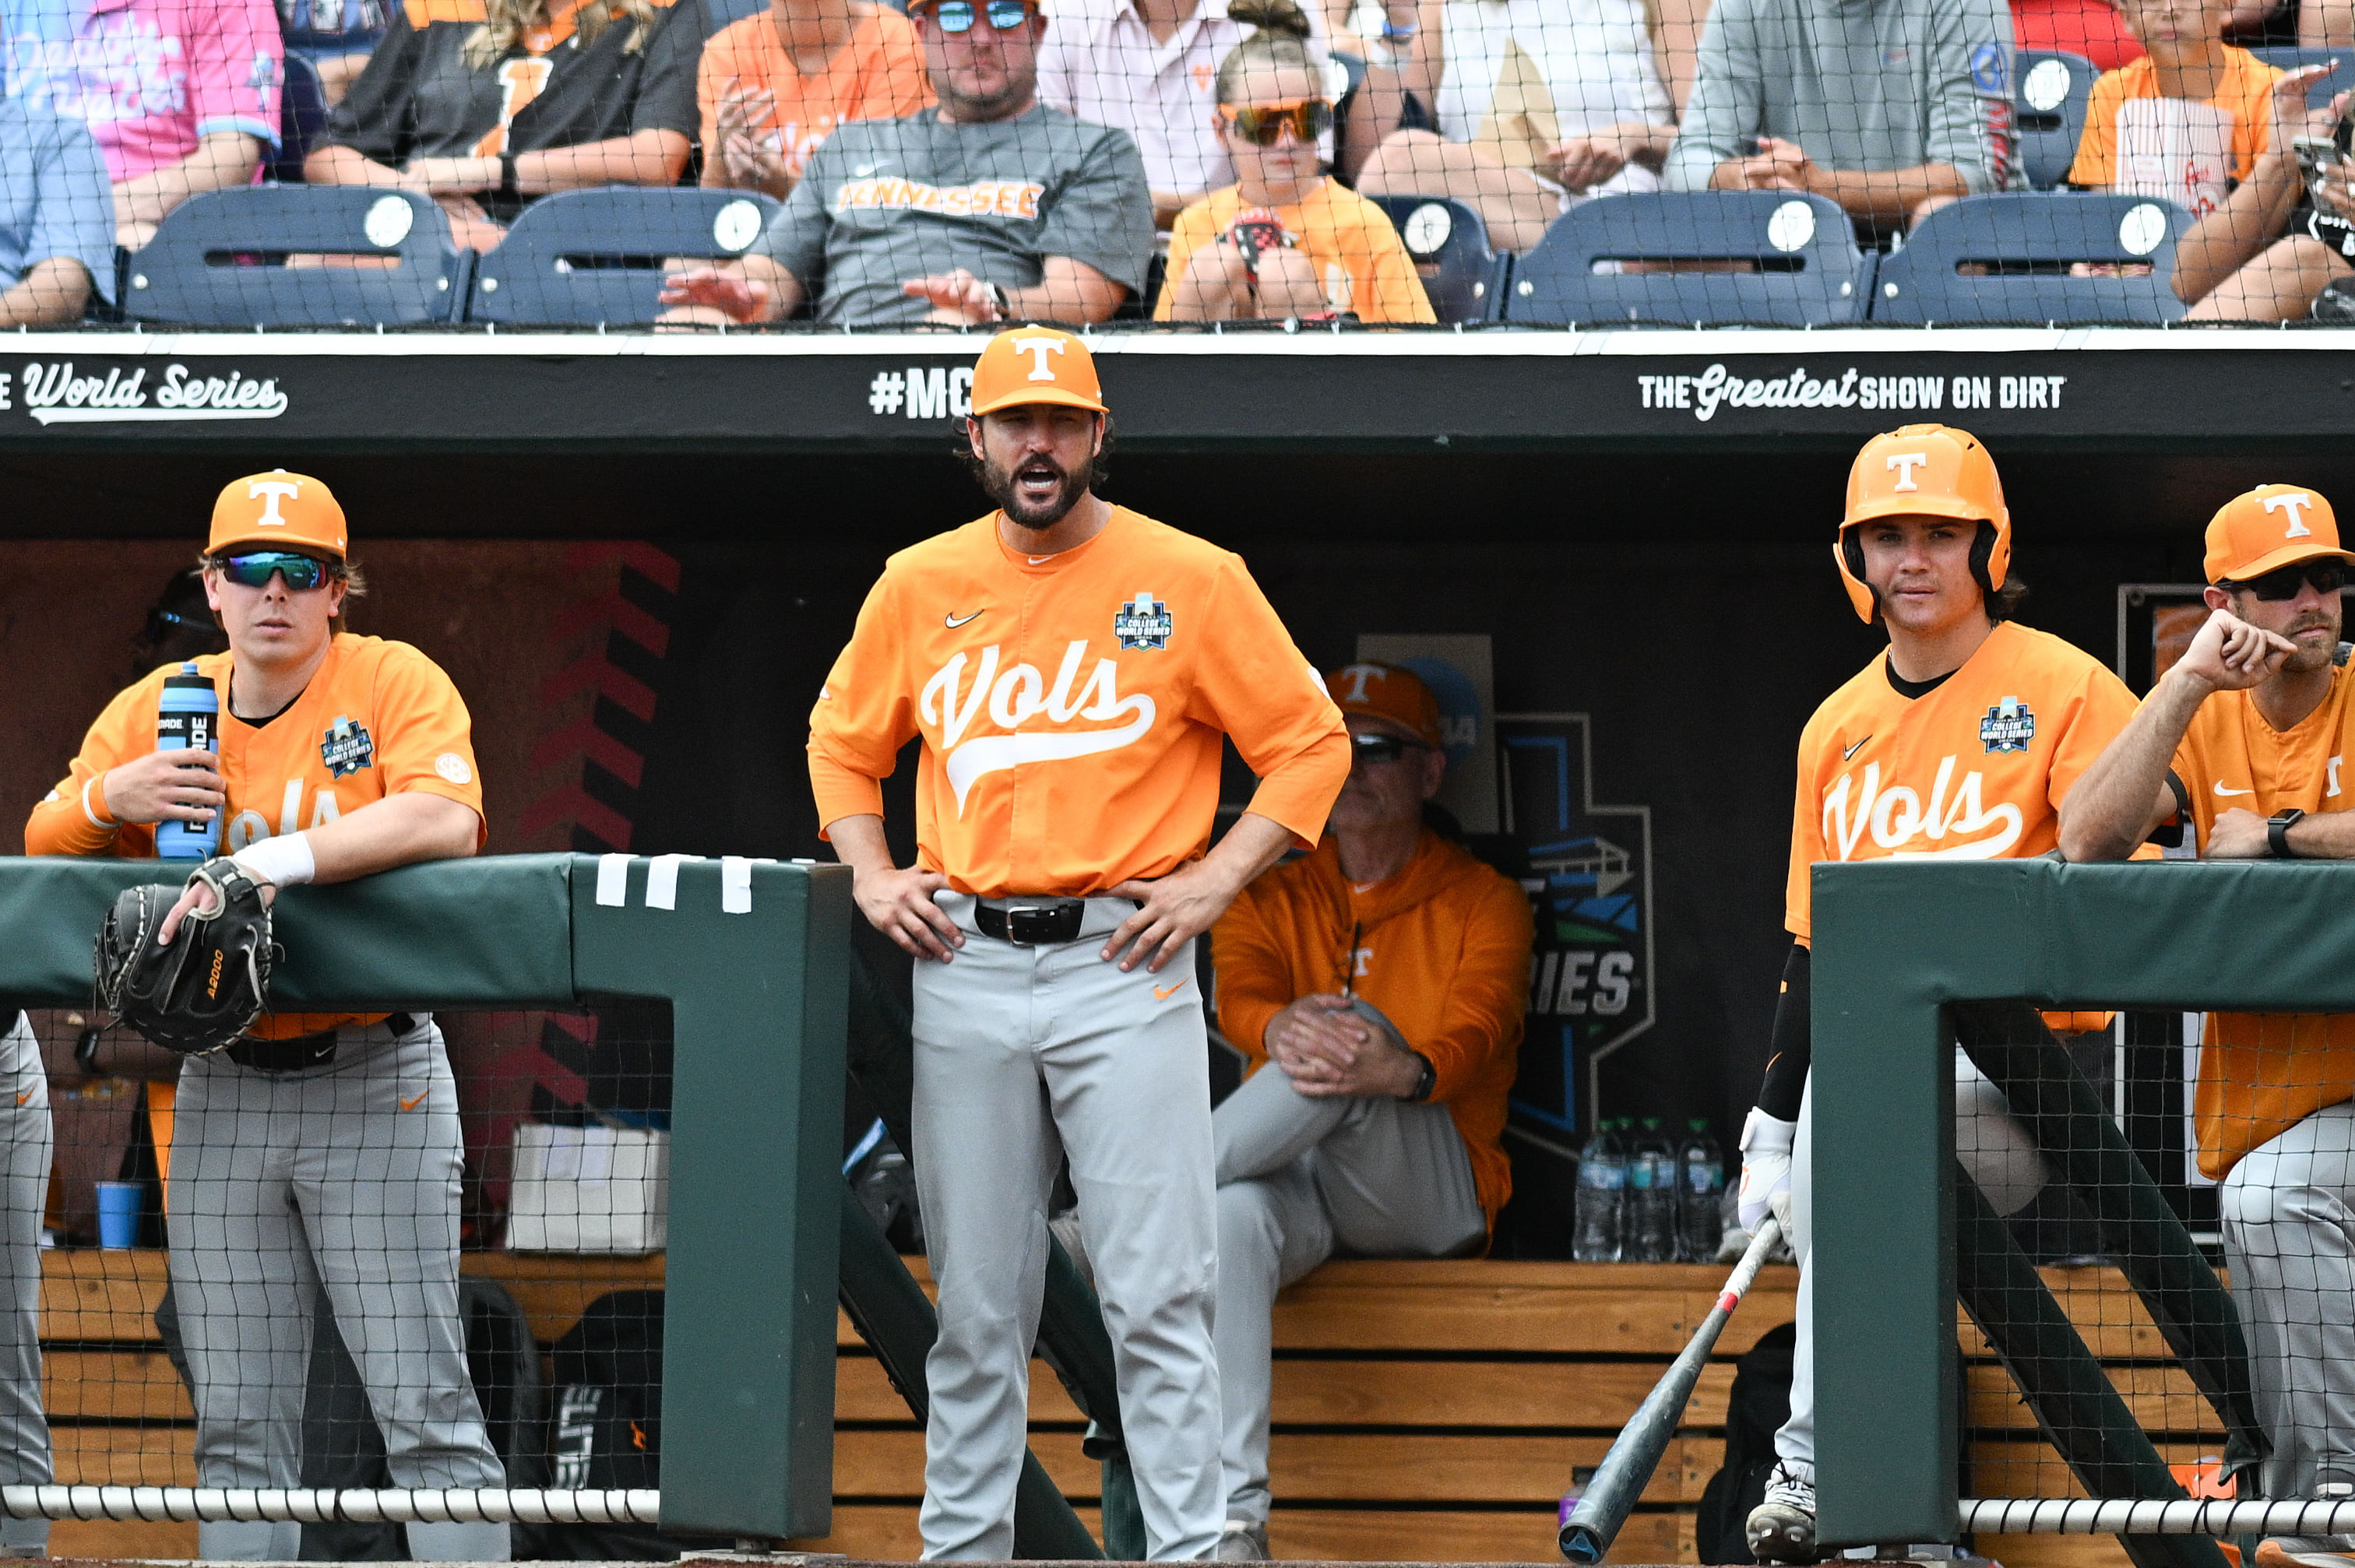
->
[645,853,703,911]
[0,1486,660,1524]
[595,853,632,907]
[1960,1499,2355,1536]
[719,856,779,914]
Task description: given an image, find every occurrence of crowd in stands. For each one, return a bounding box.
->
[3,0,2355,323]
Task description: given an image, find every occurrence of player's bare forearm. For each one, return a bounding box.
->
[827,812,959,961]
[2060,667,2211,862]
[2257,807,2355,859]
[1104,812,1295,973]
[302,791,480,882]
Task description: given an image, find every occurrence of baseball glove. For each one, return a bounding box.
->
[94,858,276,1056]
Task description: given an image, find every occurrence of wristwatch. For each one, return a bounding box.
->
[1404,1050,1437,1103]
[2270,807,2307,859]
[984,282,1012,320]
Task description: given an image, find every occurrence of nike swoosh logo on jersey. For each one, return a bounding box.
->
[2215,782,2254,796]
[1153,979,1189,1000]
[398,1092,428,1111]
[13,1092,28,1107]
[852,160,892,176]
[1843,734,1871,761]
[945,610,984,628]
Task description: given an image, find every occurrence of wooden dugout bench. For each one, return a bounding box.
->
[33,1250,2216,1566]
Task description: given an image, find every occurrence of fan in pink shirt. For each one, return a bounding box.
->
[4,0,281,244]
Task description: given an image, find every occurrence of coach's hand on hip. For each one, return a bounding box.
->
[828,813,963,962]
[1104,812,1298,974]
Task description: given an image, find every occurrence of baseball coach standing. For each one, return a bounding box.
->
[808,325,1350,1562]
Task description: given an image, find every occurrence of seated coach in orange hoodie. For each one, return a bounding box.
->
[1206,660,1533,1560]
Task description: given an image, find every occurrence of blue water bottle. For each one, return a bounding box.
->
[153,662,220,860]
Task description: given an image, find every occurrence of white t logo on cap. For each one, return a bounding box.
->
[248,478,300,526]
[1886,452,1929,492]
[1014,337,1064,381]
[1333,663,1383,704]
[2263,492,2316,538]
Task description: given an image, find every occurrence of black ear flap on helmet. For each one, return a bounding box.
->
[1969,522,1999,602]
[1840,529,1880,622]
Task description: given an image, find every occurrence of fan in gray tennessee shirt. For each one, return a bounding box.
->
[1661,0,2023,231]
[660,0,1152,326]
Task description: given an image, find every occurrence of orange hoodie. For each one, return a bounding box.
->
[1212,830,1534,1226]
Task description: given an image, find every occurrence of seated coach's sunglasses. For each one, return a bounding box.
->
[216,551,337,591]
[1218,98,1334,147]
[2232,559,2350,601]
[1350,733,1432,766]
[926,0,1035,31]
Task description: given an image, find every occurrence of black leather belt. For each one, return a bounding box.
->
[227,1012,416,1072]
[974,898,1088,947]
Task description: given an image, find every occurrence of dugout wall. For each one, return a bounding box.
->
[0,853,848,1541]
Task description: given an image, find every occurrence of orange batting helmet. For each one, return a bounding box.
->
[1836,424,2011,623]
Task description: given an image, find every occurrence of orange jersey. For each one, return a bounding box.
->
[1212,830,1533,1226]
[1156,182,1437,325]
[808,507,1350,896]
[697,9,932,188]
[28,635,485,1037]
[2170,659,2355,1178]
[1789,619,2140,943]
[2067,48,2281,202]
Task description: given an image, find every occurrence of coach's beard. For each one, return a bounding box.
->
[984,452,1089,530]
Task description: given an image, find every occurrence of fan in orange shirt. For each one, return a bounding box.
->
[698,0,933,198]
[2064,0,2282,219]
[1207,660,1530,1558]
[1155,0,1433,324]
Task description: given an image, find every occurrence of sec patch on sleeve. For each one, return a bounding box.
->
[435,753,473,784]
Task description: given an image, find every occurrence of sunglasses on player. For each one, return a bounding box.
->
[2230,559,2350,601]
[1218,98,1334,146]
[923,0,1034,31]
[214,551,339,591]
[1350,733,1432,765]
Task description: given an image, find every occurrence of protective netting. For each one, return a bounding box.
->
[11,1002,685,1557]
[0,0,2350,330]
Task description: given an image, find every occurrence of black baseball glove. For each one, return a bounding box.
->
[94,857,277,1056]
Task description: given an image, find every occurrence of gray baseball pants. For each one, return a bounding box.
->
[910,893,1222,1563]
[0,1018,51,1556]
[1776,1048,2050,1478]
[1212,1060,1485,1527]
[170,1015,509,1563]
[2220,1097,2355,1500]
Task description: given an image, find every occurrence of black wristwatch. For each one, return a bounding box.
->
[498,153,520,199]
[2270,808,2307,859]
[1404,1051,1437,1103]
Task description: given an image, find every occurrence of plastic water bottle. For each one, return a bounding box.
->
[1628,1117,1678,1263]
[154,662,220,860]
[1678,1119,1725,1263]
[1572,1120,1625,1262]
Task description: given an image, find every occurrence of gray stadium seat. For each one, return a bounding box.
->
[1869,192,2191,324]
[2249,45,2355,107]
[1501,191,1870,326]
[124,186,470,327]
[2015,51,2096,189]
[1366,194,1509,323]
[467,187,781,326]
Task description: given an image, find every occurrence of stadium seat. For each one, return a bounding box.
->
[2015,51,2096,189]
[272,52,330,184]
[467,187,781,325]
[1501,191,1869,327]
[1366,194,1509,323]
[124,187,471,326]
[2249,45,2355,107]
[1869,192,2191,324]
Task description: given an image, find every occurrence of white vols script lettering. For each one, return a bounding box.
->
[1821,757,2023,860]
[921,642,1154,813]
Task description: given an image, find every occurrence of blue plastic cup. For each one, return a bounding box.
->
[95,1182,142,1250]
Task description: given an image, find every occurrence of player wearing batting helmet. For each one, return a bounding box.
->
[809,326,1350,1560]
[27,473,507,1563]
[1738,425,2143,1563]
[2062,485,2355,1568]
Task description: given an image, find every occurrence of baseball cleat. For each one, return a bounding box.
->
[2257,1539,2355,1568]
[1214,1519,1270,1561]
[1747,1463,1819,1563]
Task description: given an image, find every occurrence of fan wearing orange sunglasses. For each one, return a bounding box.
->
[1154,0,1433,323]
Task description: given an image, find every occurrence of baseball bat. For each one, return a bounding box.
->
[1558,1217,1785,1565]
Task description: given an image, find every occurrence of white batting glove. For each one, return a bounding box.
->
[1737,1106,1797,1235]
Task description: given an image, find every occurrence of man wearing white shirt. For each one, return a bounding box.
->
[1037,0,1332,227]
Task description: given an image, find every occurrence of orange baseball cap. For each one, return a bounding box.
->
[968,327,1107,417]
[209,470,348,559]
[2204,483,2354,585]
[1325,662,1442,747]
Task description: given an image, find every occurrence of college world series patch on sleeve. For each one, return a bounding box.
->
[320,715,375,777]
[1114,593,1172,651]
[1980,697,2036,754]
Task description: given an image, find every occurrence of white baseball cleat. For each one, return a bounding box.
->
[1746,1462,1819,1563]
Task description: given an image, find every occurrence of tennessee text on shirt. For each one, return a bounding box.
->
[833,176,1045,219]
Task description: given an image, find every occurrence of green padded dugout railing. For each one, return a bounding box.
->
[0,852,850,1542]
[1811,857,2355,1550]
